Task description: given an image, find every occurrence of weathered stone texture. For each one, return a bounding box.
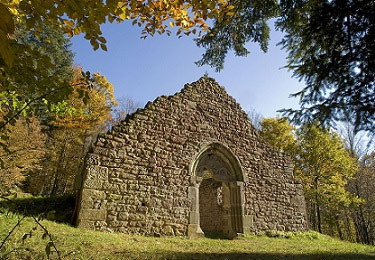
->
[199,179,224,233]
[76,77,307,236]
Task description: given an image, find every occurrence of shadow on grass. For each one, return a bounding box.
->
[114,251,375,260]
[0,194,75,224]
[203,231,229,239]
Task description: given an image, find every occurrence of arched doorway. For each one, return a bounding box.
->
[188,143,246,239]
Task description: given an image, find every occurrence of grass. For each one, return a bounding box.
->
[1,197,375,259]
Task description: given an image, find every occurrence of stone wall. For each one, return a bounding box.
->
[76,77,307,236]
[199,179,224,233]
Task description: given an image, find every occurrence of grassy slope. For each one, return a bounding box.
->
[1,212,375,260]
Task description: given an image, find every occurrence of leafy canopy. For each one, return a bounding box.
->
[0,0,235,134]
[0,23,75,156]
[259,116,297,154]
[51,67,118,129]
[260,118,360,232]
[295,123,359,211]
[1,0,374,133]
[0,0,235,67]
[195,0,279,71]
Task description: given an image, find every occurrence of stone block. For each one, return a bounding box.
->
[187,224,204,238]
[161,225,175,236]
[243,215,253,229]
[118,212,129,220]
[81,189,106,201]
[80,209,106,221]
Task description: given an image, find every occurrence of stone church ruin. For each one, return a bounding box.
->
[75,77,307,238]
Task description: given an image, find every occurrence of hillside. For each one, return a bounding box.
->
[1,210,375,260]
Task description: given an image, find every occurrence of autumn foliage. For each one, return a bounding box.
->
[0,115,45,195]
[0,0,235,67]
[259,117,375,244]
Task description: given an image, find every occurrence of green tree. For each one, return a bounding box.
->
[195,0,279,71]
[259,117,296,154]
[296,123,358,233]
[260,118,360,237]
[348,152,375,244]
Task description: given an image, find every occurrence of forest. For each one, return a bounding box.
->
[1,0,375,259]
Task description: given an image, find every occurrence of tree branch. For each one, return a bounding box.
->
[0,215,25,251]
[0,82,84,131]
[32,216,61,260]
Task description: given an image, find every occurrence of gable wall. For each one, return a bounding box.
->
[77,78,306,235]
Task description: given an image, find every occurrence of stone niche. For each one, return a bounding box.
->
[75,77,307,238]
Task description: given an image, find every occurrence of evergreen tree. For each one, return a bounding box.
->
[196,0,375,132]
[0,23,75,148]
[278,0,375,133]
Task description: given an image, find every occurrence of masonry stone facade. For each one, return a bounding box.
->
[76,77,307,238]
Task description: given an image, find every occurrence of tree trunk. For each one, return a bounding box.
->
[309,202,316,231]
[356,206,370,244]
[316,200,322,233]
[314,175,322,233]
[344,212,354,241]
[353,183,371,244]
[50,136,67,196]
[335,215,343,240]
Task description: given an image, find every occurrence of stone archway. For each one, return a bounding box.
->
[188,143,247,239]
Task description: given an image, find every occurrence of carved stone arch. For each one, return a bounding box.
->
[189,143,247,183]
[188,143,248,238]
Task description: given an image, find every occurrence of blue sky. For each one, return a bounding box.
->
[71,21,305,118]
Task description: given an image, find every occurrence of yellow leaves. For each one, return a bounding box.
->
[0,2,15,66]
[6,0,20,17]
[54,68,117,129]
[62,19,76,37]
[260,117,297,153]
[63,19,74,27]
[295,123,358,209]
[0,3,14,33]
[100,44,107,51]
[0,113,46,191]
[112,0,232,39]
[73,26,82,35]
[0,0,235,59]
[119,6,130,20]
